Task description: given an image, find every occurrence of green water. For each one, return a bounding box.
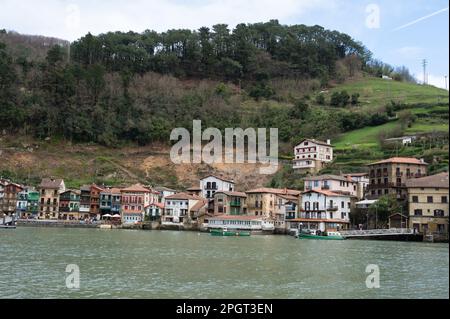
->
[0,227,448,299]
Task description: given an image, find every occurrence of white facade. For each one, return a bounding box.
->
[163,195,200,224]
[200,176,235,199]
[300,190,351,231]
[208,217,275,231]
[304,176,357,197]
[293,139,333,170]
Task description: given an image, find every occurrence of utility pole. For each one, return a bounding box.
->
[422,59,427,85]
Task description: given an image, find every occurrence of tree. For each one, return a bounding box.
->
[368,195,401,229]
[351,93,360,105]
[316,93,326,105]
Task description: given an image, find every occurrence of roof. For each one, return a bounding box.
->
[368,157,428,166]
[150,202,165,209]
[90,184,104,191]
[165,192,199,200]
[302,189,350,197]
[295,138,331,147]
[101,187,122,194]
[61,189,81,195]
[200,174,234,183]
[153,186,177,192]
[190,199,208,212]
[120,184,151,193]
[186,186,202,191]
[246,188,301,196]
[278,194,299,201]
[343,173,369,177]
[214,191,247,198]
[38,178,64,189]
[304,174,352,182]
[80,185,91,191]
[405,172,449,189]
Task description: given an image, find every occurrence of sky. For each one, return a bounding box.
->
[0,0,448,89]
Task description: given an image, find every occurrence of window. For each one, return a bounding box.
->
[434,210,444,217]
[384,189,389,194]
[412,196,418,203]
[427,196,433,203]
[414,209,423,216]
[442,196,448,203]
[341,201,344,208]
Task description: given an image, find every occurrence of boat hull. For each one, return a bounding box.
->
[299,233,344,240]
[210,229,251,236]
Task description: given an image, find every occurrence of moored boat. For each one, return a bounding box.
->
[298,229,344,240]
[210,228,251,237]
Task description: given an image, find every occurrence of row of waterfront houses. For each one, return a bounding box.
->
[0,139,448,235]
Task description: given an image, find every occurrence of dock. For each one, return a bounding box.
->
[340,228,423,241]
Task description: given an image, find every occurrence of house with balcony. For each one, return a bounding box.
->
[213,191,247,215]
[38,178,65,220]
[200,175,235,200]
[120,184,152,224]
[59,190,82,220]
[406,172,449,236]
[16,187,39,219]
[147,202,165,221]
[89,184,104,220]
[100,188,122,217]
[162,192,205,225]
[304,174,359,198]
[246,188,301,230]
[366,157,428,201]
[1,182,23,215]
[288,189,351,232]
[153,186,177,203]
[79,185,91,216]
[342,173,369,200]
[292,139,333,174]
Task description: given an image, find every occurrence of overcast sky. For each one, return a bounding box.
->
[1,0,448,89]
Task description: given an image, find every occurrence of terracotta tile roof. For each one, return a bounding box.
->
[405,172,449,189]
[278,194,299,201]
[121,183,150,193]
[302,189,350,197]
[91,184,105,192]
[214,191,247,197]
[186,186,202,191]
[165,192,198,200]
[38,178,64,189]
[154,186,177,192]
[343,173,369,177]
[246,188,301,196]
[369,157,428,166]
[304,174,351,182]
[101,187,122,194]
[190,199,208,212]
[150,202,165,209]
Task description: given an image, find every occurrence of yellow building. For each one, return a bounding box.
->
[406,172,448,234]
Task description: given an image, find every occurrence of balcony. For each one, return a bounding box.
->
[321,185,330,190]
[230,201,242,207]
[327,205,339,211]
[205,185,218,190]
[285,205,296,212]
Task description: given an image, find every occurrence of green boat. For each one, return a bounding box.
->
[210,228,251,237]
[298,230,345,240]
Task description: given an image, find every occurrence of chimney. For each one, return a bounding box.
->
[326,139,331,145]
[420,158,425,163]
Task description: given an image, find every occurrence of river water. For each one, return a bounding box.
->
[0,227,448,299]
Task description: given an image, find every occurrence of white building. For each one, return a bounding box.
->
[207,215,275,232]
[342,173,370,200]
[292,139,333,173]
[295,189,351,232]
[162,192,203,225]
[153,186,177,203]
[304,174,357,197]
[200,175,235,200]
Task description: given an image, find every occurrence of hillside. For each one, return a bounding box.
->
[0,25,448,189]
